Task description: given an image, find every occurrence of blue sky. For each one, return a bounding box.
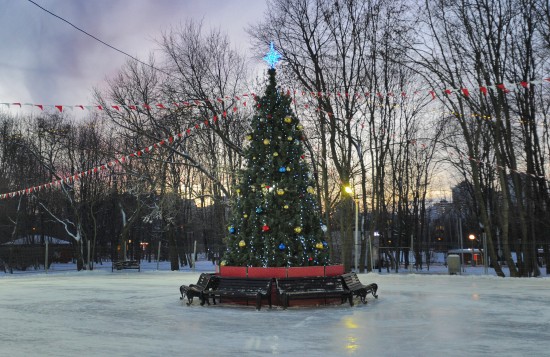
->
[0,0,267,106]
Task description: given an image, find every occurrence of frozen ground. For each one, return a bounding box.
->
[1,262,549,357]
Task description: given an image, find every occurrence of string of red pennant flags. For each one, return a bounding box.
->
[2,77,549,200]
[2,118,547,201]
[0,119,212,200]
[1,77,549,113]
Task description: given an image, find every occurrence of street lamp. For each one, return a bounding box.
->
[345,186,359,272]
[468,234,475,267]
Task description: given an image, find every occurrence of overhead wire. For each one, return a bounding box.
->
[26,0,173,78]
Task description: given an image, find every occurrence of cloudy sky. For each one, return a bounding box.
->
[0,0,267,108]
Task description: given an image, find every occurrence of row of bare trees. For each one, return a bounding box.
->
[1,0,549,275]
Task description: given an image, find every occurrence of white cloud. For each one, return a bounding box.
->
[0,0,267,107]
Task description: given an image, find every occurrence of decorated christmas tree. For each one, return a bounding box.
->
[222,45,329,268]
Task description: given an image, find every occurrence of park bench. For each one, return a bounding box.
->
[179,273,218,306]
[275,276,352,309]
[204,277,273,310]
[340,272,378,304]
[111,260,140,272]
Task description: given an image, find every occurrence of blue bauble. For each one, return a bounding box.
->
[278,243,286,250]
[229,227,236,234]
[279,167,286,173]
[256,207,263,214]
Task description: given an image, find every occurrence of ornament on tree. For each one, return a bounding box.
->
[220,260,227,266]
[287,136,293,141]
[283,204,289,209]
[296,124,304,130]
[278,243,286,251]
[243,214,248,218]
[321,225,328,232]
[315,242,324,249]
[273,152,279,157]
[294,227,302,234]
[263,139,270,145]
[307,186,315,194]
[256,207,263,214]
[284,116,292,123]
[276,189,285,196]
[238,240,246,247]
[228,226,236,234]
[246,134,253,141]
[286,166,291,172]
[262,224,270,232]
[279,167,286,173]
[236,188,241,194]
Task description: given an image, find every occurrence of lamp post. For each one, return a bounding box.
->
[468,234,475,267]
[345,186,359,272]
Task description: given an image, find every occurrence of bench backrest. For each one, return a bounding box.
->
[197,273,218,289]
[277,276,344,292]
[341,272,363,289]
[216,277,272,293]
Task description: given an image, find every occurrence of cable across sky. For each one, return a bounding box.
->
[26,0,173,78]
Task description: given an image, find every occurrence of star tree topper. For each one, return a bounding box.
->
[263,42,281,68]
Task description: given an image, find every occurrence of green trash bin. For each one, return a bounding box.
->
[447,254,460,275]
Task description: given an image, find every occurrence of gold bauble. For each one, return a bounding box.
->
[287,136,293,141]
[283,205,289,209]
[297,124,304,130]
[273,152,279,157]
[294,227,302,234]
[277,189,285,196]
[284,116,292,123]
[263,139,270,145]
[315,242,324,249]
[286,166,291,172]
[307,186,315,194]
[243,214,248,218]
[238,240,246,247]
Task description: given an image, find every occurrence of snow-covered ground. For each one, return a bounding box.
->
[1,261,549,356]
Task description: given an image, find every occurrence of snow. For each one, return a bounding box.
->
[1,262,549,356]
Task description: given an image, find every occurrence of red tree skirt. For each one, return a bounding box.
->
[217,265,344,278]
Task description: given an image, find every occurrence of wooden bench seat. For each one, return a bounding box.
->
[180,273,218,306]
[112,260,140,272]
[340,272,378,304]
[276,276,352,309]
[204,277,273,310]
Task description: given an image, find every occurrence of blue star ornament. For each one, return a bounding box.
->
[263,42,281,68]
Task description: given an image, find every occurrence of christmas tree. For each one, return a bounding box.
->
[222,45,329,267]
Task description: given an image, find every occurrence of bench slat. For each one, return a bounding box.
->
[206,277,273,310]
[112,260,140,272]
[276,276,352,309]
